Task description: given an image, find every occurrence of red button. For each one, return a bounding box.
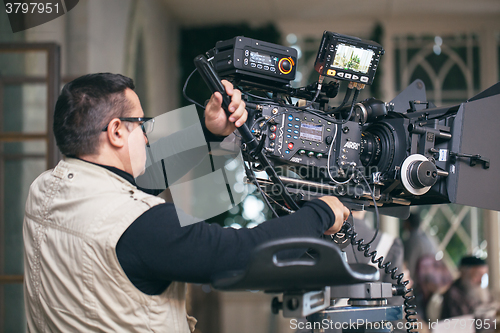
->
[288,142,294,149]
[270,133,276,140]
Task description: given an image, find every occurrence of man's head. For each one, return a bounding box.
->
[459,256,490,305]
[54,73,149,176]
[54,73,136,157]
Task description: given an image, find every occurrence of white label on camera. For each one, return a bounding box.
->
[344,141,360,150]
[439,149,448,161]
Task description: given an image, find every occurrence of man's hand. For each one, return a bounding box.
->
[205,80,248,136]
[318,196,350,235]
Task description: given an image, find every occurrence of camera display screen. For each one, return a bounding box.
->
[250,51,275,66]
[332,43,374,74]
[300,122,323,142]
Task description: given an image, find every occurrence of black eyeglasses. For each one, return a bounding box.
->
[102,117,154,135]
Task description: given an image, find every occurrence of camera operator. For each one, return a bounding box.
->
[23,73,349,332]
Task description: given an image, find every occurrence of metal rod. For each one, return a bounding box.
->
[437,170,449,177]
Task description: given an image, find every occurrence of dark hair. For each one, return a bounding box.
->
[53,73,135,157]
[460,256,486,267]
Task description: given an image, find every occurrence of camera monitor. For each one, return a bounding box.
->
[314,31,384,85]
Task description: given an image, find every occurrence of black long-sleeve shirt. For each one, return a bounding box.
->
[115,189,335,295]
[90,120,337,295]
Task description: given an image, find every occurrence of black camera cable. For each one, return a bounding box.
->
[341,88,360,124]
[336,170,417,333]
[182,68,206,109]
[243,160,281,218]
[241,90,276,103]
[325,87,353,115]
[295,75,325,111]
[328,87,360,125]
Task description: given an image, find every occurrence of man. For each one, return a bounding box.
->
[440,256,493,319]
[23,73,349,332]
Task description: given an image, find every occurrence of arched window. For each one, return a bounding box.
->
[395,34,479,105]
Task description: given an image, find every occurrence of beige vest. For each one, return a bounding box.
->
[23,158,196,332]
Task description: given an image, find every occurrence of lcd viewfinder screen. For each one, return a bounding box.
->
[300,122,323,142]
[332,44,374,74]
[250,51,274,66]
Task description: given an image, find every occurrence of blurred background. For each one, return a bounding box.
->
[0,0,499,332]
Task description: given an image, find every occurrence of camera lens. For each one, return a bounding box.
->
[360,132,382,166]
[360,122,396,173]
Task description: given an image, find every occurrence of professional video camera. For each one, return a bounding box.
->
[190,31,500,219]
[186,31,500,333]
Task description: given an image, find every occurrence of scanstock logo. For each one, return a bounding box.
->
[3,0,79,33]
[131,105,250,227]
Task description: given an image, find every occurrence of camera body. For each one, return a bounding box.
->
[195,33,500,329]
[254,99,447,208]
[206,32,500,215]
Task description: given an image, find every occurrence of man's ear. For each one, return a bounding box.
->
[105,118,126,148]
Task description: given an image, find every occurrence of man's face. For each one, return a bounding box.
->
[123,88,148,177]
[461,265,490,305]
[461,264,488,286]
[469,265,488,286]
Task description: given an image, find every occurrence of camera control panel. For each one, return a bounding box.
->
[255,105,362,170]
[214,36,297,85]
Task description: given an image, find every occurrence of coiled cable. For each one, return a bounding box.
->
[340,170,417,332]
[343,223,418,333]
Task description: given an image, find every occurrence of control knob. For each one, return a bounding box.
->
[278,57,294,74]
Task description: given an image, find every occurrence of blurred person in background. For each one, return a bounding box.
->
[440,256,493,319]
[401,214,438,280]
[412,255,453,321]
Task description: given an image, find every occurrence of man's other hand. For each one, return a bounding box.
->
[205,80,247,136]
[318,196,350,235]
